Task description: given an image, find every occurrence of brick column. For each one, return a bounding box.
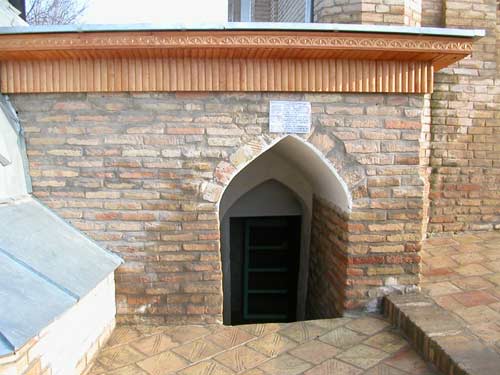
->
[427,0,500,234]
[314,0,422,26]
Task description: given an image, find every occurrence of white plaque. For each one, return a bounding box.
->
[269,101,311,134]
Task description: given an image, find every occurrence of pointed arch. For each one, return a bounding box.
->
[218,134,352,217]
[218,135,352,324]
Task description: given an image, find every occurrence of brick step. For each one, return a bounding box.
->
[383,293,500,375]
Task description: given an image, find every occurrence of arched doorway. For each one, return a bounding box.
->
[219,135,351,325]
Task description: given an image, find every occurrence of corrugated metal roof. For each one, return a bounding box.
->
[0,22,485,38]
[0,197,122,357]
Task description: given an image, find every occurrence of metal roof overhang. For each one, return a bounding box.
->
[0,197,122,358]
[0,22,483,94]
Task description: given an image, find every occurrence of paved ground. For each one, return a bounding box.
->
[421,231,500,355]
[89,230,500,375]
[88,315,438,374]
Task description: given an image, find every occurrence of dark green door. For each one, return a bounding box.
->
[230,216,301,324]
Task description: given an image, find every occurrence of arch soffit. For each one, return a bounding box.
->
[217,135,353,216]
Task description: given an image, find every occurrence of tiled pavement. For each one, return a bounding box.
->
[421,231,500,355]
[88,316,438,375]
[88,230,500,375]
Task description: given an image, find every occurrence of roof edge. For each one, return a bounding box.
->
[0,21,485,39]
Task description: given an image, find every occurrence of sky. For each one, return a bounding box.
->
[82,0,228,25]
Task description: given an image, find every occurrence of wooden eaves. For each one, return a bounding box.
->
[0,24,481,94]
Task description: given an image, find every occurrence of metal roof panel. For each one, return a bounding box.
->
[0,250,76,356]
[0,198,122,299]
[0,197,122,357]
[0,22,485,38]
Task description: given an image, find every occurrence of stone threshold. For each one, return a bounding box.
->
[384,293,500,375]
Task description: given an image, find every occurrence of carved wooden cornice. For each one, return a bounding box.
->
[0,30,475,94]
[0,31,473,53]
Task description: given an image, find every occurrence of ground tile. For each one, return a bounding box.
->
[482,249,500,261]
[363,364,410,375]
[432,295,464,311]
[454,305,500,324]
[246,332,297,357]
[451,276,495,291]
[467,322,500,345]
[135,325,171,336]
[289,339,339,364]
[485,261,500,273]
[239,323,284,337]
[474,232,500,240]
[364,331,408,353]
[87,362,109,375]
[308,317,351,330]
[240,369,267,375]
[319,326,366,349]
[345,316,389,335]
[486,273,500,286]
[421,281,462,297]
[455,263,492,277]
[172,338,223,362]
[97,345,145,370]
[336,344,390,369]
[421,267,456,281]
[214,345,268,372]
[136,350,189,375]
[451,290,498,307]
[385,348,439,375]
[489,301,500,313]
[454,234,482,245]
[425,245,458,257]
[451,252,487,265]
[258,353,312,375]
[489,286,500,299]
[167,325,212,344]
[178,360,233,375]
[304,358,363,375]
[106,326,143,347]
[425,238,459,247]
[131,334,178,356]
[278,321,329,343]
[422,255,458,268]
[205,327,255,349]
[107,364,149,375]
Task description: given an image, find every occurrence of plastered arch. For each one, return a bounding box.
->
[217,134,352,216]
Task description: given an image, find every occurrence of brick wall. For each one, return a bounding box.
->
[427,0,500,234]
[307,197,348,318]
[12,92,427,322]
[421,0,442,26]
[314,0,362,23]
[314,0,421,26]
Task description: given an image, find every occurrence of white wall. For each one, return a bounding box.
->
[0,96,31,200]
[30,274,116,375]
[0,274,116,375]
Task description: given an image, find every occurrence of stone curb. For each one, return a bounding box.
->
[383,293,500,375]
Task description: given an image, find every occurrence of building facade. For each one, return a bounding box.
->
[0,0,497,327]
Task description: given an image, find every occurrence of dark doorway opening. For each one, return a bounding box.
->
[229,216,301,324]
